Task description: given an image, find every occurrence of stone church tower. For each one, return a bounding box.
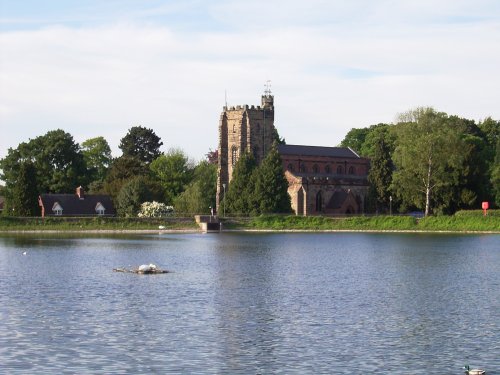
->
[216,94,275,213]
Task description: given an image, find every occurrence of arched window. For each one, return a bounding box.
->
[348,166,355,175]
[232,124,236,133]
[287,163,295,172]
[337,165,343,175]
[300,163,307,173]
[313,164,319,173]
[325,165,331,174]
[231,146,238,166]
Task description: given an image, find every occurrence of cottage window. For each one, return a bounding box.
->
[95,202,106,216]
[313,164,319,173]
[52,202,63,216]
[348,166,355,175]
[300,163,307,173]
[337,165,343,174]
[325,165,331,174]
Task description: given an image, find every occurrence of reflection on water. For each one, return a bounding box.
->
[0,233,498,374]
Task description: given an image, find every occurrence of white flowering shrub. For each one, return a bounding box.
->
[138,201,174,218]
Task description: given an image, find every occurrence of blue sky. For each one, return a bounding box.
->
[1,0,500,161]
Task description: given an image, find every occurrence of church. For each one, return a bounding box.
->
[216,93,370,216]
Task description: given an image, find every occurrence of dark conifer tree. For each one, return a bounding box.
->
[225,152,257,215]
[253,143,292,214]
[12,160,39,216]
[368,133,393,212]
[119,126,163,164]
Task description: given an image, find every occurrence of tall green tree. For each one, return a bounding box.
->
[367,130,394,212]
[119,126,163,164]
[103,156,150,201]
[11,161,39,216]
[340,127,370,153]
[392,108,466,216]
[150,149,194,204]
[174,161,217,214]
[253,143,292,214]
[115,176,164,217]
[225,152,257,214]
[34,130,88,192]
[0,130,87,202]
[491,138,500,207]
[82,136,112,183]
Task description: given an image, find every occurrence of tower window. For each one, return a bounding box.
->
[231,146,238,166]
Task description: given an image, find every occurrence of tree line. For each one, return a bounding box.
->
[0,126,217,217]
[1,107,498,218]
[340,108,499,215]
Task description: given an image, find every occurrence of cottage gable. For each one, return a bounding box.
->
[52,202,63,215]
[95,202,106,215]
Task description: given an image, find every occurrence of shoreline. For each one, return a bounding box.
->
[0,228,498,234]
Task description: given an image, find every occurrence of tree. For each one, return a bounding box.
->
[340,127,370,153]
[225,152,258,214]
[457,134,491,209]
[150,149,194,204]
[34,130,88,192]
[119,126,163,164]
[205,149,218,164]
[11,161,39,216]
[82,137,112,183]
[0,130,87,202]
[253,143,292,214]
[115,176,164,217]
[491,138,500,207]
[392,108,466,216]
[174,161,217,214]
[103,156,149,201]
[367,130,394,212]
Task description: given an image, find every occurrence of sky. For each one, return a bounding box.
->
[1,0,500,162]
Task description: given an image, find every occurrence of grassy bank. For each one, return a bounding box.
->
[224,212,500,232]
[0,216,199,231]
[1,210,499,232]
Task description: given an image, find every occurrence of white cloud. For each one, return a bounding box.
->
[1,1,499,162]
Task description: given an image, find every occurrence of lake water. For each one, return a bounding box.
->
[0,232,498,374]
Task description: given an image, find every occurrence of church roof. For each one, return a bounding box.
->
[278,144,360,158]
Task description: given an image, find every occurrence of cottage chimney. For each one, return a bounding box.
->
[76,186,84,199]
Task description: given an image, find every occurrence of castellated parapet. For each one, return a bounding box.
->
[216,95,276,212]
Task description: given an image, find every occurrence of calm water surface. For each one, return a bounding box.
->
[0,232,498,374]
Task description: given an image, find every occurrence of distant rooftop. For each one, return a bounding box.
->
[278,144,360,159]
